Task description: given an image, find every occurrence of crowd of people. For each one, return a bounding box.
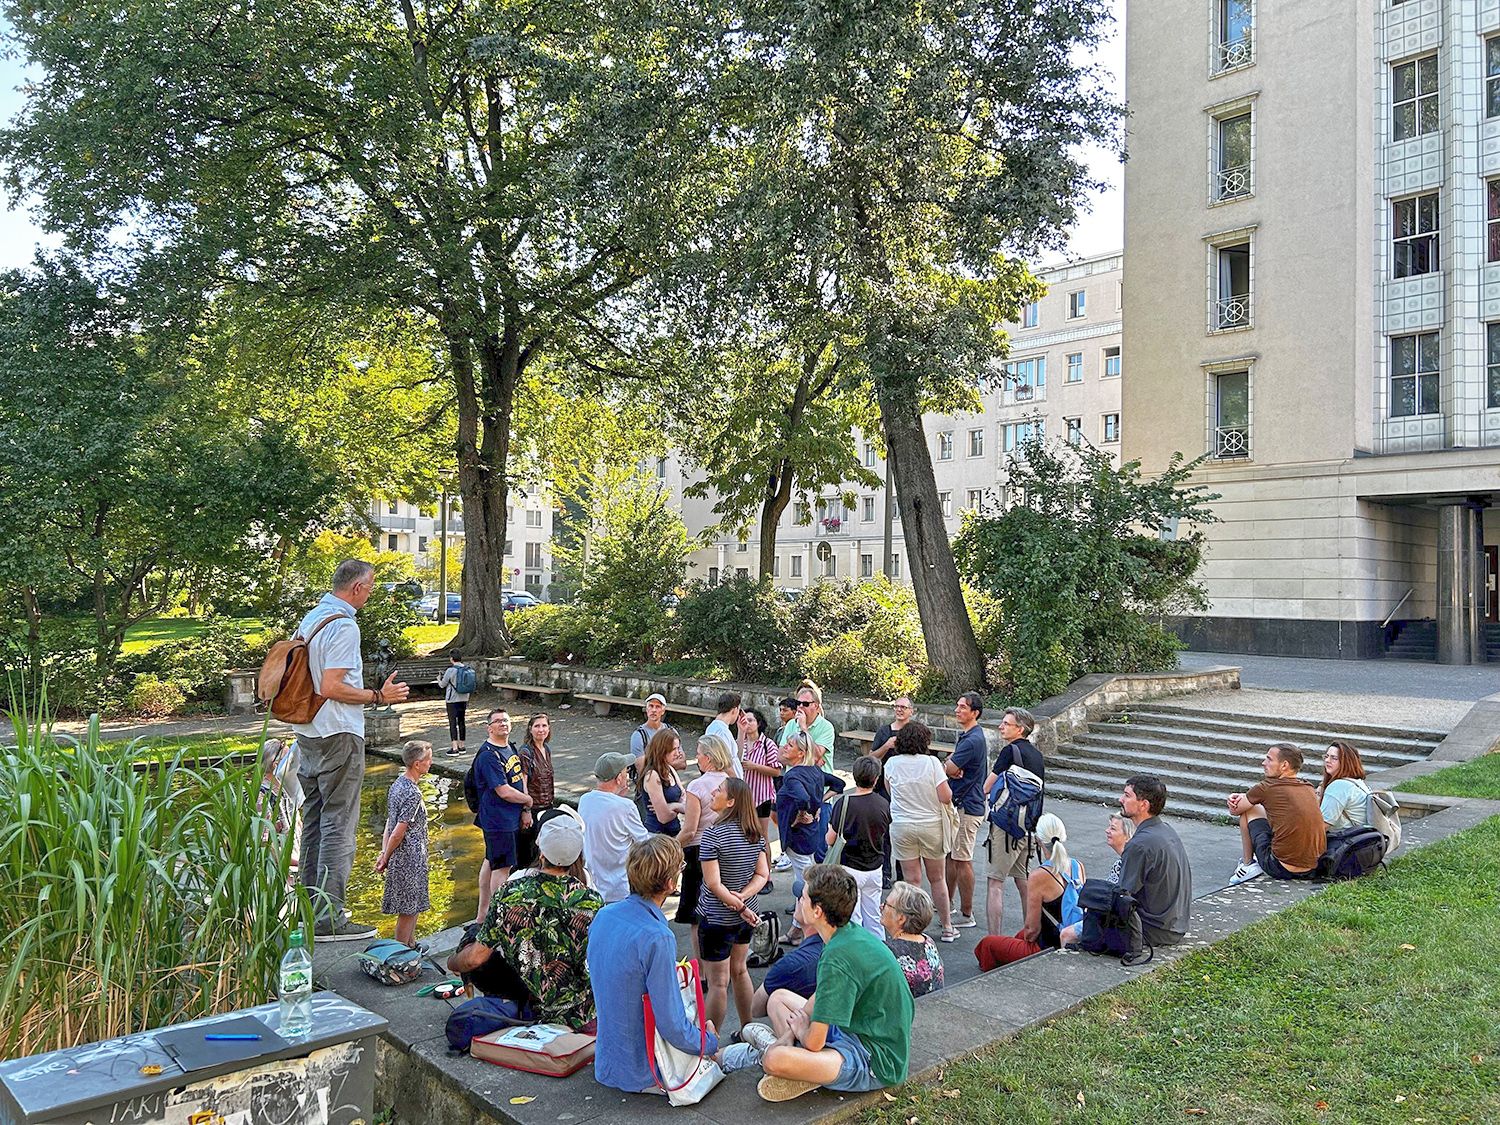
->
[272,562,1402,1105]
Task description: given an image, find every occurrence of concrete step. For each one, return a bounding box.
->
[1123,703,1449,745]
[1042,778,1231,824]
[1078,724,1428,769]
[1063,735,1415,779]
[1049,757,1268,806]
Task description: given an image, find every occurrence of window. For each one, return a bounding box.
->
[525,542,543,568]
[387,501,399,515]
[1065,417,1083,446]
[1390,332,1439,417]
[889,554,902,578]
[387,534,398,550]
[655,456,668,480]
[1489,324,1500,409]
[795,500,810,524]
[418,535,429,553]
[708,566,719,584]
[862,496,876,521]
[1489,180,1500,263]
[968,428,984,457]
[861,553,874,578]
[525,508,543,527]
[1215,111,1252,200]
[1215,0,1252,72]
[772,557,780,577]
[863,441,877,467]
[1393,193,1439,278]
[1002,356,1045,400]
[1065,352,1083,383]
[1116,281,1123,310]
[1215,240,1251,329]
[790,555,802,578]
[1067,290,1086,319]
[735,567,749,580]
[1103,346,1122,378]
[966,488,984,510]
[823,554,837,578]
[1213,370,1250,458]
[1102,414,1120,443]
[937,431,954,460]
[939,491,953,518]
[1020,302,1038,328]
[1001,420,1044,452]
[1391,54,1438,143]
[737,538,748,552]
[1488,36,1500,118]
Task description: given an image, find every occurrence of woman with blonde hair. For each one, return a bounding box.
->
[975,812,1084,971]
[674,733,735,931]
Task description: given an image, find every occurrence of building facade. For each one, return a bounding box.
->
[678,254,1124,587]
[1124,0,1499,660]
[369,494,555,598]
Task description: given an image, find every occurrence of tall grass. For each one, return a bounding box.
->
[0,697,313,1058]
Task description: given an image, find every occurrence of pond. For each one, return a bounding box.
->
[345,760,484,938]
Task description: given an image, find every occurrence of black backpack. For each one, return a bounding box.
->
[1317,825,1387,880]
[463,744,502,813]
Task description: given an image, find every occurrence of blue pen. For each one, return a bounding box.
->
[205,1033,261,1041]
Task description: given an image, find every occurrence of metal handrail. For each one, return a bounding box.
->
[1381,588,1414,629]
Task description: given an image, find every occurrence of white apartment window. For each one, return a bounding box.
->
[1214,111,1252,201]
[889,554,902,578]
[525,508,543,527]
[1392,193,1438,279]
[1487,180,1500,263]
[655,456,668,480]
[1488,36,1500,118]
[968,428,984,457]
[1067,290,1086,319]
[525,542,543,568]
[823,554,837,578]
[1391,54,1438,143]
[418,535,429,552]
[1215,0,1253,73]
[387,534,398,550]
[937,431,954,460]
[1390,333,1439,417]
[862,441,876,467]
[1021,302,1038,328]
[790,555,802,578]
[966,488,984,510]
[939,491,954,518]
[708,565,719,584]
[1489,324,1500,409]
[862,496,876,521]
[1102,414,1120,443]
[1002,356,1046,400]
[1065,352,1083,383]
[1001,420,1044,452]
[1065,417,1083,446]
[1213,370,1250,459]
[1103,346,1122,378]
[795,500,810,523]
[1214,240,1251,330]
[737,538,748,552]
[861,553,874,578]
[387,501,399,515]
[772,557,780,577]
[735,567,748,579]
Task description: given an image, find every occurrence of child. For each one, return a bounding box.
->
[375,740,434,947]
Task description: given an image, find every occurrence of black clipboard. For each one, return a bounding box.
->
[156,1015,287,1073]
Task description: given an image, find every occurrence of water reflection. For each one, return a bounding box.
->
[347,759,483,938]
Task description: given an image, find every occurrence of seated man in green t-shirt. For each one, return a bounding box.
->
[730,865,915,1102]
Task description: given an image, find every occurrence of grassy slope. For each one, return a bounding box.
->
[119,616,263,653]
[860,761,1500,1125]
[1397,753,1500,800]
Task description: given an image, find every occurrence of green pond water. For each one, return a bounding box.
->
[346,760,484,938]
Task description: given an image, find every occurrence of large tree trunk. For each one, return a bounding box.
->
[757,458,795,580]
[876,380,985,692]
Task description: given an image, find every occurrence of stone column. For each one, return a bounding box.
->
[1435,502,1481,664]
[1467,504,1487,664]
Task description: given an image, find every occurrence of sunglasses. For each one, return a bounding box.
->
[795,700,814,709]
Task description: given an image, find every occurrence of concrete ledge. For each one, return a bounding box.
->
[1429,695,1500,762]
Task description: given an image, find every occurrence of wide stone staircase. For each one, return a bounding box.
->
[1047,702,1446,822]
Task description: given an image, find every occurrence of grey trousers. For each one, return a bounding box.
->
[297,730,365,922]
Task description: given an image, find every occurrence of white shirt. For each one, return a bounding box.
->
[883,754,948,827]
[704,718,744,778]
[579,789,649,903]
[290,593,365,740]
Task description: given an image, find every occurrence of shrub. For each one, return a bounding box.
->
[673,578,798,683]
[124,674,188,717]
[508,603,596,664]
[121,618,268,705]
[803,633,921,701]
[786,579,882,647]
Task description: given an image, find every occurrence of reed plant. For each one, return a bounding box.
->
[0,699,313,1058]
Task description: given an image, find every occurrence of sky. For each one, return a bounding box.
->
[0,0,1126,271]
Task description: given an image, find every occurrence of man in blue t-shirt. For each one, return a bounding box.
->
[750,898,826,1016]
[473,708,531,924]
[943,691,988,929]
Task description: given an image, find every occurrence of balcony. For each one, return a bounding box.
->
[1214,427,1250,459]
[1216,33,1252,73]
[1215,294,1250,330]
[377,515,416,531]
[1215,164,1251,202]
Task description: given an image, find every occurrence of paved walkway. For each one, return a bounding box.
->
[1178,650,1500,701]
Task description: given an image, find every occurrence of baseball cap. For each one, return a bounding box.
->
[595,752,634,781]
[536,815,585,867]
[645,692,667,705]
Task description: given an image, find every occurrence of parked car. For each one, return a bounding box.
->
[382,579,424,600]
[502,589,541,611]
[418,592,463,620]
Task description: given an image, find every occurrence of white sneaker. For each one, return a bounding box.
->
[1229,860,1265,885]
[773,855,792,872]
[740,1022,779,1053]
[953,913,978,929]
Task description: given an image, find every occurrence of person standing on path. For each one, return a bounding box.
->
[291,558,409,941]
[738,707,784,858]
[473,709,532,923]
[705,690,746,778]
[515,712,556,868]
[629,693,678,780]
[779,681,837,770]
[437,652,471,756]
[981,707,1044,937]
[375,740,433,947]
[866,697,912,888]
[943,692,987,930]
[578,752,649,903]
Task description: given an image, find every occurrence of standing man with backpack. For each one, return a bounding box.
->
[981,706,1045,938]
[438,652,475,756]
[290,559,409,941]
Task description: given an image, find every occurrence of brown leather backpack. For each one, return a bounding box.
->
[257,613,351,724]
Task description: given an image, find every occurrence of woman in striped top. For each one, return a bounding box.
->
[697,776,769,1032]
[737,706,783,853]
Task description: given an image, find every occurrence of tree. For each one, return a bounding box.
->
[3,0,730,655]
[737,0,1122,690]
[953,437,1220,702]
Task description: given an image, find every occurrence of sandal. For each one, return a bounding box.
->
[939,928,959,943]
[779,927,803,946]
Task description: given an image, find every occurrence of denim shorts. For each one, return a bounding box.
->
[823,1026,884,1093]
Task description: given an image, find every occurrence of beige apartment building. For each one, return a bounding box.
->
[1124,0,1499,662]
[369,495,555,598]
[678,254,1124,587]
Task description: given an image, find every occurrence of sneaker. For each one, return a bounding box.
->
[719,1042,762,1073]
[740,1022,779,1053]
[313,918,377,943]
[953,913,978,929]
[757,1075,820,1102]
[448,746,467,756]
[773,855,792,872]
[1228,860,1265,886]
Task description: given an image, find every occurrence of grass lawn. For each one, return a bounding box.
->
[1396,752,1500,800]
[404,622,457,653]
[859,761,1500,1125]
[120,616,264,653]
[103,734,263,762]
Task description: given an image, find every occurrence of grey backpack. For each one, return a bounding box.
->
[1366,789,1402,856]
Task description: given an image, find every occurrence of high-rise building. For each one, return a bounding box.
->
[1124,0,1499,661]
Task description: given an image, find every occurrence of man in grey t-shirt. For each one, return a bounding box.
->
[1116,774,1192,965]
[437,651,473,756]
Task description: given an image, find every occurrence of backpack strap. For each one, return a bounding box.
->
[300,610,351,644]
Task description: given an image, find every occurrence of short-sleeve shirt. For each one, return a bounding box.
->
[289,594,363,739]
[1246,776,1326,870]
[742,735,783,807]
[884,935,944,997]
[779,715,837,760]
[681,771,727,846]
[704,719,744,778]
[763,933,825,997]
[992,736,1045,782]
[697,822,767,924]
[883,754,948,827]
[385,775,427,845]
[475,741,526,832]
[476,872,603,1029]
[812,923,914,1087]
[829,792,891,872]
[1320,778,1371,830]
[948,726,988,815]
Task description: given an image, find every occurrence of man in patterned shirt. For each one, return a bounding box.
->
[448,815,604,1029]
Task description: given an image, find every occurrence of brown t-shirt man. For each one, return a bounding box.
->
[1245,777,1325,871]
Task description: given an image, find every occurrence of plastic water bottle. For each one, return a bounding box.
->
[278,927,313,1037]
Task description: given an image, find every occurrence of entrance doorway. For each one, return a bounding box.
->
[1487,546,1499,622]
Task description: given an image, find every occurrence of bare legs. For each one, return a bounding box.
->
[944,855,975,918]
[899,856,952,933]
[985,874,1026,935]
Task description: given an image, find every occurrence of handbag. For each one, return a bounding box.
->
[643,959,725,1106]
[820,795,852,867]
[747,910,783,968]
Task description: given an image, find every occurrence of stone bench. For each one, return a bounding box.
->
[844,728,956,756]
[493,682,570,703]
[573,692,715,721]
